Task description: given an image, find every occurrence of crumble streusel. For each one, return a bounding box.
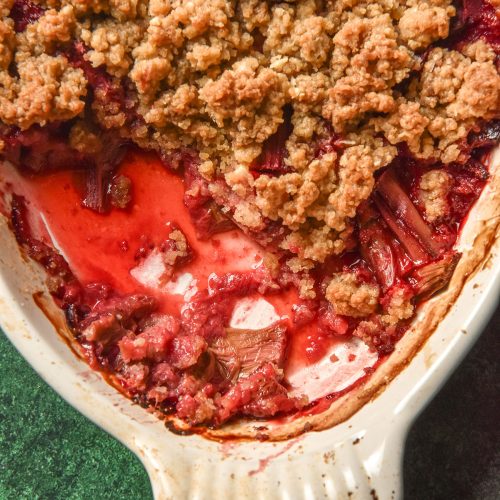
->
[1,0,498,267]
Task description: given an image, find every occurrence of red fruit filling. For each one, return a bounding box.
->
[182,154,236,239]
[251,107,293,177]
[0,0,497,429]
[448,0,500,50]
[9,0,44,32]
[4,121,492,427]
[0,123,89,173]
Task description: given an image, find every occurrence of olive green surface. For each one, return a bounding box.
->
[0,330,152,500]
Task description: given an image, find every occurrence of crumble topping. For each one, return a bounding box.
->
[398,2,454,50]
[381,286,415,326]
[419,169,451,222]
[373,41,500,163]
[1,0,498,263]
[326,272,380,318]
[80,19,145,78]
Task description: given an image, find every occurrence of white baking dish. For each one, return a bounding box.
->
[1,149,498,499]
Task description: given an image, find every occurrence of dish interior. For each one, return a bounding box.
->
[0,0,499,436]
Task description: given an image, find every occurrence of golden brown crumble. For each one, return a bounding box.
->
[326,272,380,318]
[68,119,103,154]
[419,169,451,222]
[0,0,499,264]
[381,287,414,326]
[372,41,500,163]
[398,3,454,50]
[79,19,145,78]
[0,18,14,70]
[164,229,190,266]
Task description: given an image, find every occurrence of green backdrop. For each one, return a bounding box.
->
[0,330,152,500]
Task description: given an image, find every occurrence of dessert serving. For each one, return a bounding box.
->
[0,0,498,436]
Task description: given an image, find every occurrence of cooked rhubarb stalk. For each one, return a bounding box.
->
[359,218,397,291]
[82,137,128,213]
[373,193,429,265]
[358,201,407,289]
[183,162,235,239]
[251,107,293,176]
[209,323,287,382]
[376,169,445,257]
[82,165,109,213]
[408,252,460,300]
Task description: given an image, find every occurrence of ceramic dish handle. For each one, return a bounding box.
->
[136,419,408,500]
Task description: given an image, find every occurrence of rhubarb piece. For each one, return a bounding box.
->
[376,169,447,257]
[251,107,293,177]
[209,323,288,382]
[358,201,409,288]
[82,136,128,213]
[191,201,235,240]
[9,0,44,32]
[82,165,110,213]
[359,215,398,290]
[183,158,235,239]
[467,120,500,151]
[408,252,460,300]
[214,362,303,424]
[317,303,350,335]
[374,193,429,264]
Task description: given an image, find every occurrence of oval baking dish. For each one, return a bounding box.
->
[1,148,498,499]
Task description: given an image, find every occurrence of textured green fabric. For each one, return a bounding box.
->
[0,330,153,500]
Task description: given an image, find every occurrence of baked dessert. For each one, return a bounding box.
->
[0,0,498,437]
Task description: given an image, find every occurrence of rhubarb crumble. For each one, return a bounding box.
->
[0,0,498,431]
